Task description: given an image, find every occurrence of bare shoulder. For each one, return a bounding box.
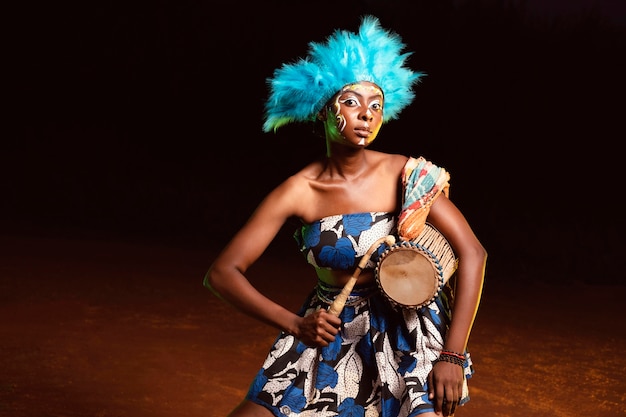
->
[366,150,410,174]
[281,159,325,188]
[267,161,322,218]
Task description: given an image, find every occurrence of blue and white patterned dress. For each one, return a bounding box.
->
[244,209,473,416]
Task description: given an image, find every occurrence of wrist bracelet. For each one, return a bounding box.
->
[434,351,465,367]
[440,350,465,361]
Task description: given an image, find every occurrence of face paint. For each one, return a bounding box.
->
[331,96,346,132]
[323,81,385,147]
[341,83,383,97]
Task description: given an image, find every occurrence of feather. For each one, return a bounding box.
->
[263,15,423,133]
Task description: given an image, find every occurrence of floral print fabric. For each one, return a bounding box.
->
[245,282,474,417]
[294,212,396,271]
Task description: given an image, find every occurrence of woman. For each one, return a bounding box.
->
[205,16,487,417]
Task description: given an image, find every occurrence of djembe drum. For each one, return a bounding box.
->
[376,222,458,309]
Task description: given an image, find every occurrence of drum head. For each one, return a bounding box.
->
[377,246,439,307]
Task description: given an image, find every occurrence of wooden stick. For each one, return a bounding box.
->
[327,235,396,316]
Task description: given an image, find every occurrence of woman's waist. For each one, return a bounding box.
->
[315,270,379,307]
[315,268,377,288]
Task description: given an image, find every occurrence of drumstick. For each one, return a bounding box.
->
[327,235,396,316]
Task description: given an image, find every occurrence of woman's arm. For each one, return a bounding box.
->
[425,193,487,414]
[204,175,341,346]
[428,194,487,353]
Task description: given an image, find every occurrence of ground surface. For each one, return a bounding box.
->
[1,233,625,417]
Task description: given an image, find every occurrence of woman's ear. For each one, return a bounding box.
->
[317,107,327,121]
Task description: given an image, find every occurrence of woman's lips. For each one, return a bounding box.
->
[355,128,371,137]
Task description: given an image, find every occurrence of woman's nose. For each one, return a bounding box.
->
[361,108,373,121]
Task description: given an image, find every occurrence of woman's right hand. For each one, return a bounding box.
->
[295,309,342,347]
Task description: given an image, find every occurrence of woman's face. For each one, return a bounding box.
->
[322,81,384,148]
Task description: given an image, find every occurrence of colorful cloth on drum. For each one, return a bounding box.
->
[398,157,450,241]
[245,281,474,416]
[294,212,396,271]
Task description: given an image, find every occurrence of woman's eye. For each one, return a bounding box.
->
[340,97,359,107]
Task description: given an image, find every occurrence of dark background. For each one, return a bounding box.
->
[4,0,625,284]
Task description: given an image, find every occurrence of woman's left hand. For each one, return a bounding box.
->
[427,361,464,416]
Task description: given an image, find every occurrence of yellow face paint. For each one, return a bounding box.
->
[341,83,383,97]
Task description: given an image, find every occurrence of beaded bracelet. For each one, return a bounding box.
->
[441,350,465,360]
[434,351,465,367]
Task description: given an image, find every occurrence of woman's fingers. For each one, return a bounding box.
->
[429,361,464,415]
[299,310,342,347]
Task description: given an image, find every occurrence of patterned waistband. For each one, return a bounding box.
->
[316,280,379,307]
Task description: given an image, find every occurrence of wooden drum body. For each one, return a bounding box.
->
[376,223,458,309]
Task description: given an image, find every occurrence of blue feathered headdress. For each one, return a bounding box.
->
[263,15,423,133]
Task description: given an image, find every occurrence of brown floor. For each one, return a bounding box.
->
[1,233,625,417]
